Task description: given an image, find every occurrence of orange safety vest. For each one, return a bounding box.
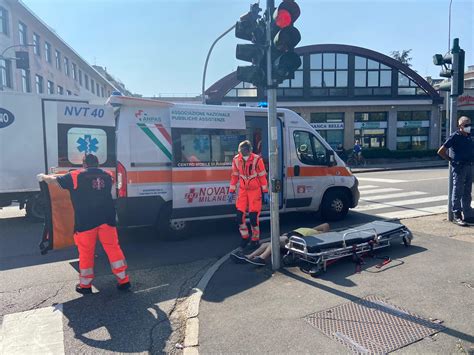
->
[229,153,268,193]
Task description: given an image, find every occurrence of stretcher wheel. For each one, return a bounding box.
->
[282,253,296,267]
[309,266,324,278]
[403,235,411,247]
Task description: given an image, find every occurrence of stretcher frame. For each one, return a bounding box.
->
[284,223,413,274]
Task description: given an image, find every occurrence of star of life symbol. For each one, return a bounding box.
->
[92,177,105,190]
[77,134,99,154]
[185,188,199,203]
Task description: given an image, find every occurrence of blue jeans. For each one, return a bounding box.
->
[452,163,473,215]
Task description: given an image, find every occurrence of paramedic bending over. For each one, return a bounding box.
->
[37,154,131,294]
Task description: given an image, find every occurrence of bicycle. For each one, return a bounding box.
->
[347,152,366,167]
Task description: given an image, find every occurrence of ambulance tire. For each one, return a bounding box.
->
[25,193,46,222]
[156,204,190,241]
[321,189,349,221]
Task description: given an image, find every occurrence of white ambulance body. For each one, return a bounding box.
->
[0,92,114,218]
[110,96,359,238]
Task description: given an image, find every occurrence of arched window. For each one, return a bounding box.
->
[398,73,428,95]
[225,82,257,98]
[354,56,392,96]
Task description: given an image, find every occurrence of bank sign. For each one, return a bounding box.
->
[354,121,388,129]
[310,122,344,130]
[396,120,430,128]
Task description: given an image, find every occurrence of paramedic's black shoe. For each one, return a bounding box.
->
[246,256,266,266]
[75,284,92,295]
[117,282,131,291]
[453,216,468,227]
[239,238,250,250]
[230,251,247,264]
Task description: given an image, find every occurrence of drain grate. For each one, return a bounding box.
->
[304,295,444,354]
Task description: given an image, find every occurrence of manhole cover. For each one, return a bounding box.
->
[304,295,444,354]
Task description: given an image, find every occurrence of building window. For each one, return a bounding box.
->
[310,53,348,97]
[91,79,95,93]
[78,69,83,86]
[47,80,54,94]
[398,72,428,95]
[72,63,77,80]
[21,69,31,93]
[396,111,430,150]
[33,33,41,56]
[0,6,9,35]
[64,57,69,76]
[55,50,61,70]
[44,42,51,63]
[310,112,345,149]
[66,90,72,96]
[354,56,392,96]
[18,21,27,45]
[100,86,105,97]
[354,112,388,148]
[57,85,63,95]
[96,82,100,96]
[225,81,257,98]
[35,74,44,94]
[0,59,12,89]
[84,74,89,89]
[277,57,304,97]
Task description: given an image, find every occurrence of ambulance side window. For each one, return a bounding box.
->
[293,131,328,166]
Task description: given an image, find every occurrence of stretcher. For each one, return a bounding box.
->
[283,221,413,275]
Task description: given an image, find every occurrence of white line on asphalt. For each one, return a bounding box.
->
[360,191,426,201]
[355,195,448,211]
[0,304,64,355]
[375,205,447,219]
[360,188,401,195]
[357,185,379,190]
[134,283,169,294]
[357,177,407,183]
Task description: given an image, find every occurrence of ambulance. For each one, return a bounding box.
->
[109,96,359,239]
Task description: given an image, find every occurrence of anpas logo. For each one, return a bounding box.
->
[0,108,15,129]
[185,186,229,203]
[135,109,162,123]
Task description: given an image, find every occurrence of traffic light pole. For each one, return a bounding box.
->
[266,0,281,270]
[447,38,460,222]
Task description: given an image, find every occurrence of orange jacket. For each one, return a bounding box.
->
[229,153,268,193]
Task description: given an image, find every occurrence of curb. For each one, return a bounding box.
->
[182,251,233,354]
[352,162,447,174]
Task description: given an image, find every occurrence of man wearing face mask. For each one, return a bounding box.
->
[438,116,474,226]
[228,140,269,251]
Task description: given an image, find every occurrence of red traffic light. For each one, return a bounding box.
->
[274,0,300,28]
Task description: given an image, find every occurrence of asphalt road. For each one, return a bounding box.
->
[0,167,457,353]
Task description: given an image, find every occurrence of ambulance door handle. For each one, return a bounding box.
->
[294,165,300,177]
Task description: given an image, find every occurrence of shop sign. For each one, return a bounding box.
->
[396,120,430,128]
[458,94,474,108]
[310,122,344,130]
[354,121,387,129]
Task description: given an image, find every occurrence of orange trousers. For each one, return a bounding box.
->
[236,188,262,241]
[74,224,129,288]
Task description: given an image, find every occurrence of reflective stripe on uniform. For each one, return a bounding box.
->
[80,277,93,285]
[80,268,94,277]
[110,259,127,269]
[258,171,266,177]
[115,271,127,280]
[230,184,237,190]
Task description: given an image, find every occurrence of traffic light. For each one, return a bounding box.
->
[271,0,301,83]
[433,38,465,96]
[15,51,29,70]
[235,3,266,87]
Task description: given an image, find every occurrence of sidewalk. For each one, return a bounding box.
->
[351,159,448,173]
[197,214,473,354]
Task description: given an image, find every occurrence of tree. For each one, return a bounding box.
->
[390,49,413,67]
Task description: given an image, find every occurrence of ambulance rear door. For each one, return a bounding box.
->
[169,106,246,221]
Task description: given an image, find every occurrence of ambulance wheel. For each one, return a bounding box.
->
[26,193,46,221]
[321,189,349,221]
[156,205,190,241]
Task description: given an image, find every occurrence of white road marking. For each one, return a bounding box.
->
[375,205,447,219]
[356,195,448,211]
[361,191,426,201]
[0,305,64,355]
[358,185,379,190]
[399,177,448,182]
[360,188,401,195]
[357,177,407,183]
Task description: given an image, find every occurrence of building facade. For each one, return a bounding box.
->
[0,0,116,99]
[206,44,443,151]
[465,65,474,89]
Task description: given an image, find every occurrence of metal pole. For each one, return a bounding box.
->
[266,0,280,270]
[447,38,460,222]
[201,24,236,104]
[448,0,453,52]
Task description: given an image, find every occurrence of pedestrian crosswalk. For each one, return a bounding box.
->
[354,180,448,219]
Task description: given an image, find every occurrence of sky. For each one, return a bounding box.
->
[22,0,474,97]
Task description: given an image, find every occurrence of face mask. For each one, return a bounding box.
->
[464,126,471,134]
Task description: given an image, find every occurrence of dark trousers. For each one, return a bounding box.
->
[452,163,473,215]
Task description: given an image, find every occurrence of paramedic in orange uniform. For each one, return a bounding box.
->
[228,140,269,251]
[37,154,130,294]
